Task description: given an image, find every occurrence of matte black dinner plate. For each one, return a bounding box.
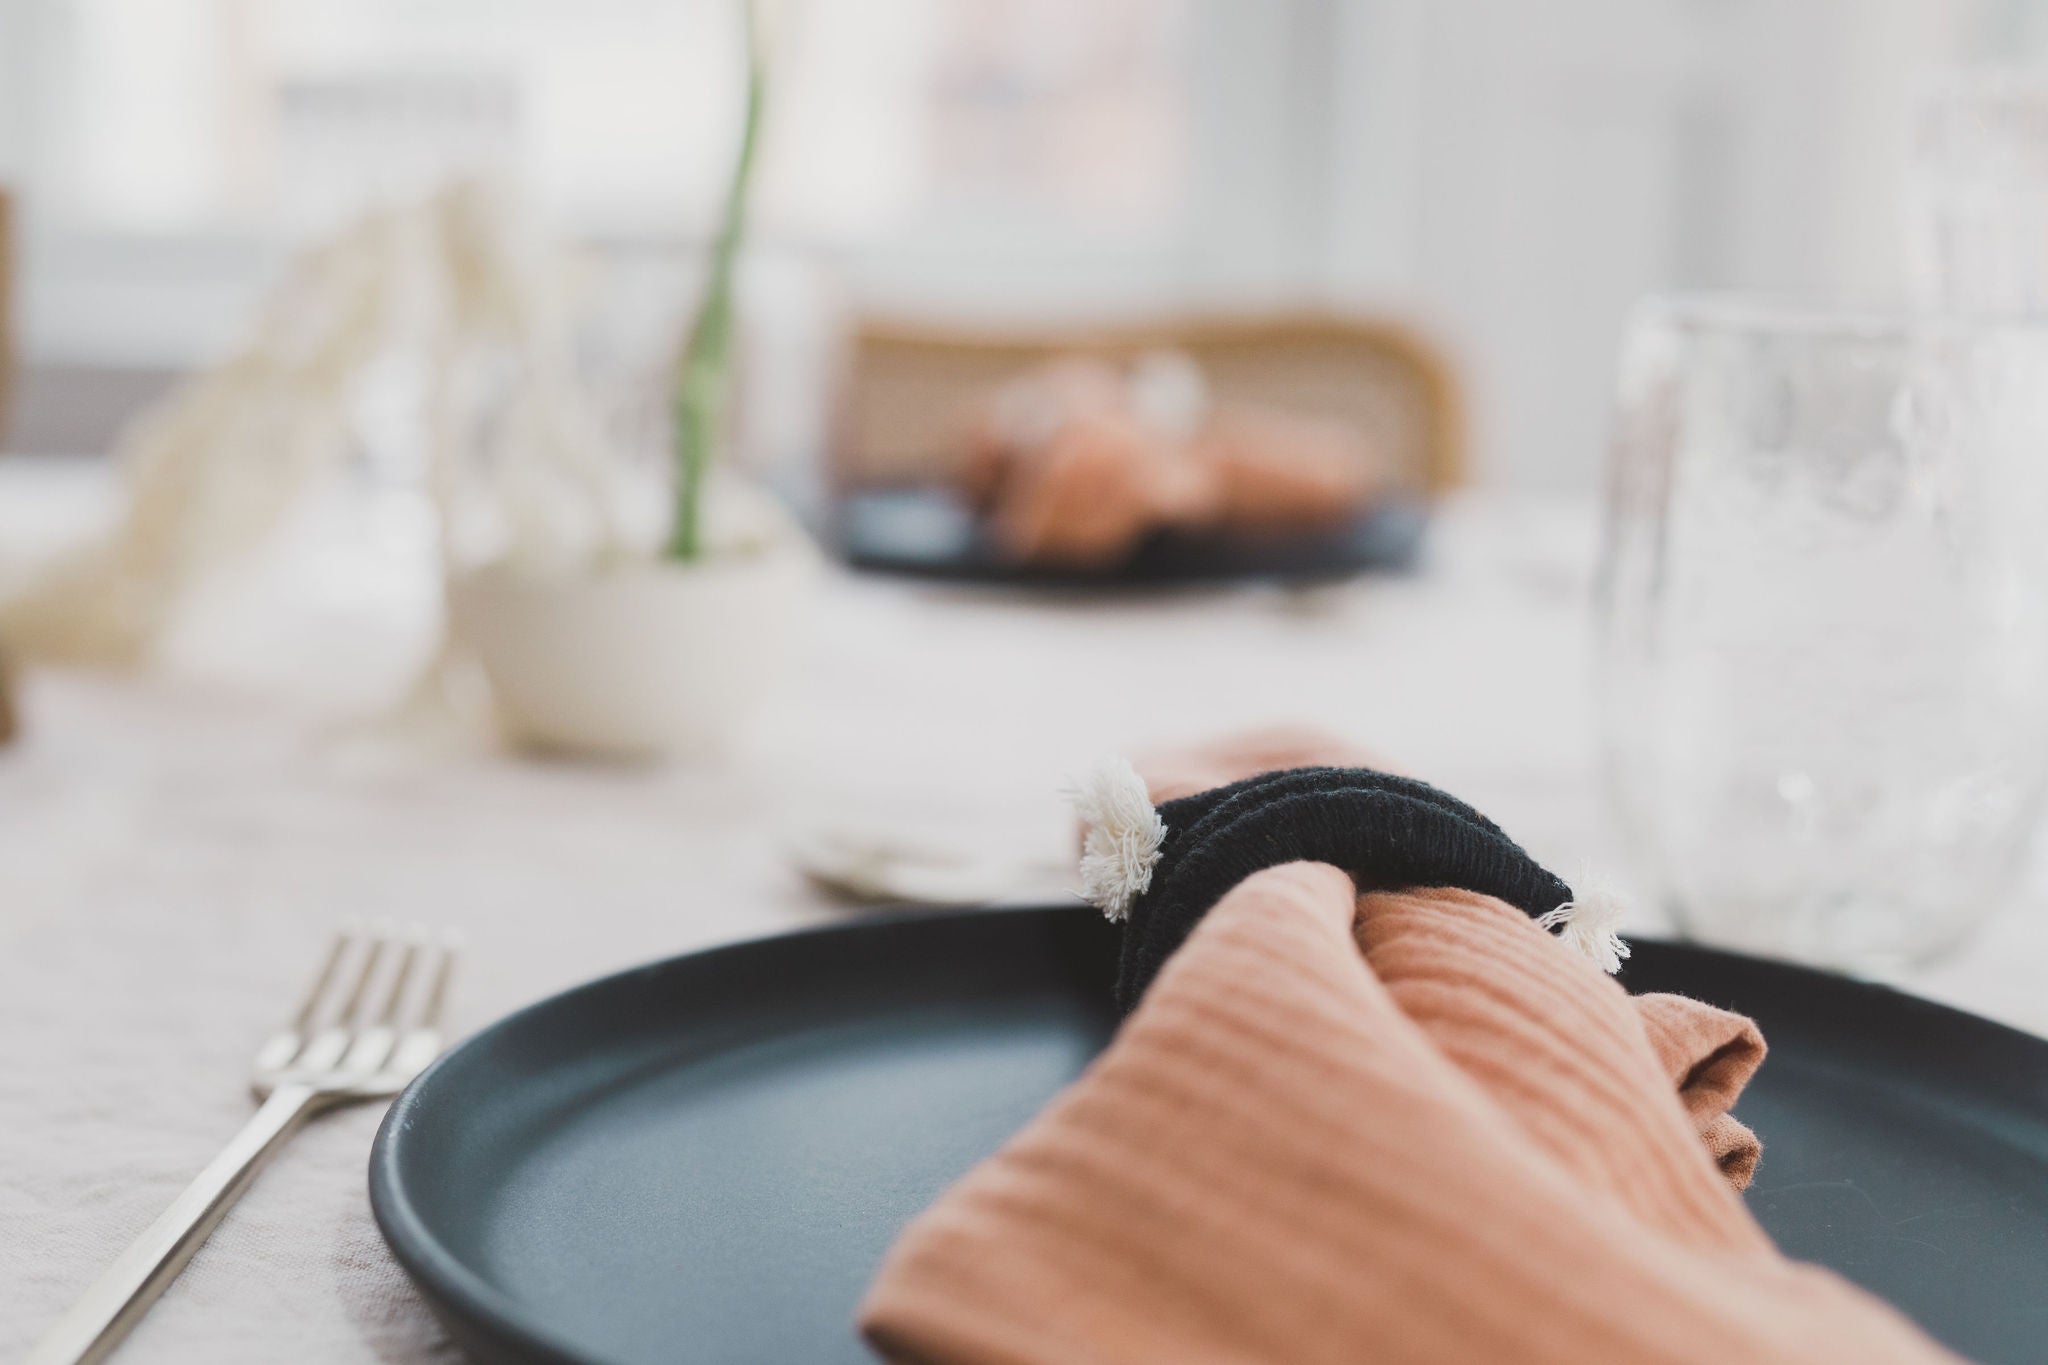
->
[371,906,2048,1365]
[831,486,1428,585]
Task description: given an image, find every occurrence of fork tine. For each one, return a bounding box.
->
[380,931,459,1081]
[416,932,460,1032]
[293,921,358,1033]
[420,933,460,1029]
[375,931,424,1027]
[333,923,392,1030]
[337,927,422,1075]
[254,921,359,1075]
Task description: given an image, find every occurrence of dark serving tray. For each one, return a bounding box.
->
[831,487,1429,586]
[371,906,2048,1365]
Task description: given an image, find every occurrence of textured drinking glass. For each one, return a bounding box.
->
[1599,296,2048,969]
[1908,69,2048,312]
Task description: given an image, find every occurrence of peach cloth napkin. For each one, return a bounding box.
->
[859,767,1960,1363]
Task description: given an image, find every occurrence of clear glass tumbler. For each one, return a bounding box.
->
[1599,296,2048,970]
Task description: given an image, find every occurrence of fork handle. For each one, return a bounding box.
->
[26,1083,320,1365]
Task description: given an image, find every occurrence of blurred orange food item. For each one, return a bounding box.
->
[1195,407,1379,529]
[960,353,1385,568]
[986,411,1222,567]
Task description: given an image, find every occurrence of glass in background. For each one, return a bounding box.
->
[1599,297,2048,970]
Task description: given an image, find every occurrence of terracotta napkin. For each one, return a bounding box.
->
[858,746,1958,1364]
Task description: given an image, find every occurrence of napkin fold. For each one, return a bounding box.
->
[1636,991,1768,1188]
[858,743,1957,1365]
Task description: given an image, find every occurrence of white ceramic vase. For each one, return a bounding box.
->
[450,537,814,760]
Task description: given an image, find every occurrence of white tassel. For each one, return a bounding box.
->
[1536,875,1632,975]
[1066,756,1167,922]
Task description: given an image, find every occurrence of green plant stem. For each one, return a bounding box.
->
[669,1,767,561]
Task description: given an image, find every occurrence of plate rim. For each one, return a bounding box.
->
[368,904,2048,1364]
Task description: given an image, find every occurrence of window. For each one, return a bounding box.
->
[8,0,1277,366]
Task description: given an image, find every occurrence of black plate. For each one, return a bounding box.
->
[832,487,1428,585]
[371,907,2048,1365]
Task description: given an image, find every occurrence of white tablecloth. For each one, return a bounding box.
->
[5,470,2045,1362]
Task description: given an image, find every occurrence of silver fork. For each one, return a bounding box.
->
[26,922,459,1365]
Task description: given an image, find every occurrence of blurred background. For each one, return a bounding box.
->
[7,0,2048,486]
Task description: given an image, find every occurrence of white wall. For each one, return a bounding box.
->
[1323,0,1999,490]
